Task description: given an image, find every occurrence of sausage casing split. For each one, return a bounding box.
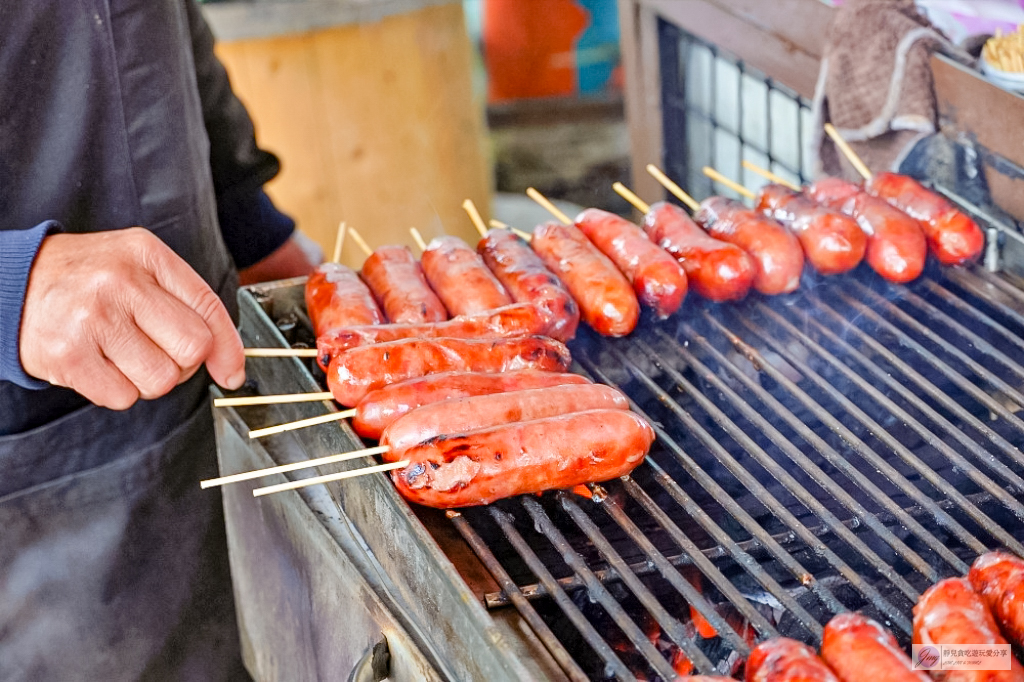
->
[391,409,654,508]
[867,172,984,266]
[807,178,926,284]
[821,613,928,682]
[328,335,572,406]
[746,637,840,682]
[531,221,640,337]
[316,302,550,369]
[352,370,590,440]
[695,196,804,295]
[913,577,1024,682]
[381,383,630,455]
[574,208,688,319]
[642,201,755,302]
[478,229,580,341]
[421,235,512,315]
[969,551,1024,648]
[360,245,448,324]
[305,262,384,336]
[757,184,866,276]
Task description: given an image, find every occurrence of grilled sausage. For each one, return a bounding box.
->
[380,383,629,455]
[574,208,688,319]
[756,184,866,276]
[695,197,804,295]
[969,551,1024,648]
[746,638,840,682]
[642,201,755,302]
[316,303,549,368]
[867,172,984,266]
[531,221,640,337]
[360,245,448,324]
[391,409,654,508]
[477,229,580,341]
[305,262,384,336]
[352,370,590,440]
[421,235,512,315]
[807,178,927,284]
[821,613,928,682]
[913,577,1024,682]
[327,335,571,406]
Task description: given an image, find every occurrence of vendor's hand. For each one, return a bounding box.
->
[238,232,321,286]
[19,228,246,410]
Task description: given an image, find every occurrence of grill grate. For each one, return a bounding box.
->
[450,265,1024,680]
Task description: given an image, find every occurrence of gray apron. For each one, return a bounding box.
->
[0,0,258,678]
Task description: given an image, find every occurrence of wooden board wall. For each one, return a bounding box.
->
[214,3,490,269]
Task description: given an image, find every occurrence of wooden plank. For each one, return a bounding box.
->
[215,3,489,270]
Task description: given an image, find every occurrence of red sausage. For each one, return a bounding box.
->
[746,638,840,682]
[477,229,580,341]
[304,262,384,336]
[380,383,629,455]
[756,185,866,276]
[642,201,755,302]
[695,197,804,295]
[390,409,654,508]
[316,303,550,368]
[421,236,512,315]
[913,577,1024,682]
[327,335,571,406]
[867,172,984,266]
[352,370,591,440]
[969,551,1024,648]
[360,245,447,324]
[531,222,640,337]
[574,208,688,319]
[821,613,928,682]
[807,178,926,284]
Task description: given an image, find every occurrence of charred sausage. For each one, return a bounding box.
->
[806,178,927,284]
[316,303,549,368]
[477,229,580,341]
[756,184,866,276]
[574,208,688,319]
[305,262,384,336]
[531,222,641,337]
[746,638,840,682]
[360,245,447,324]
[695,197,804,295]
[642,201,755,302]
[867,172,984,266]
[352,370,590,440]
[913,577,1024,682]
[391,409,654,508]
[327,335,571,406]
[380,383,629,455]
[421,235,512,315]
[821,613,928,682]
[969,551,1024,648]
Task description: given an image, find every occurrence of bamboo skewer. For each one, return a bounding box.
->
[489,219,509,230]
[410,227,428,252]
[645,164,701,212]
[611,182,651,214]
[526,187,573,225]
[741,160,802,191]
[332,221,347,263]
[249,409,356,439]
[243,348,319,358]
[462,199,488,238]
[347,226,374,257]
[213,392,333,408]
[200,444,390,489]
[823,123,873,181]
[253,460,409,497]
[702,166,755,200]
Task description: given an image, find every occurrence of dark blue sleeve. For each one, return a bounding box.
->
[0,221,62,389]
[216,188,295,269]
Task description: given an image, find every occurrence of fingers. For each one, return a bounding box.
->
[99,318,184,401]
[49,341,141,411]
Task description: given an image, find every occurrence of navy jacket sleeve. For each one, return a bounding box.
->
[0,221,61,388]
[184,0,295,269]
